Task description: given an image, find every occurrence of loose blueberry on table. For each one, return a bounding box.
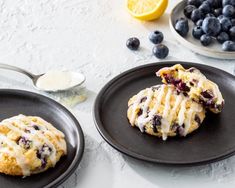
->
[149,30,164,44]
[126,37,140,51]
[152,44,169,59]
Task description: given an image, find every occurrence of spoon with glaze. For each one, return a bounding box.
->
[0,63,86,92]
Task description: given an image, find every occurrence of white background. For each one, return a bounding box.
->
[0,0,235,188]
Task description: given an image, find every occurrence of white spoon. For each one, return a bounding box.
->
[0,63,86,92]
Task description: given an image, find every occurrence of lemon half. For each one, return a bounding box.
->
[127,0,168,21]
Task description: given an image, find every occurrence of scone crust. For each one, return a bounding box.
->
[127,85,206,140]
[0,115,67,176]
[156,64,224,113]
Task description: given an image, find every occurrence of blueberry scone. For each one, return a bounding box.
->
[127,84,206,140]
[156,64,224,113]
[0,114,67,176]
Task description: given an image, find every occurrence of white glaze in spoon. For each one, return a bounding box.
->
[0,63,85,92]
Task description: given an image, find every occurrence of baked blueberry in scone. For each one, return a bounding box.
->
[127,84,206,140]
[0,114,67,176]
[156,64,224,113]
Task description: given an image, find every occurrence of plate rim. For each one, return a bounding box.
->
[93,61,235,166]
[169,0,235,60]
[0,89,85,188]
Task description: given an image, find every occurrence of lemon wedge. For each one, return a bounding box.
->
[126,0,168,21]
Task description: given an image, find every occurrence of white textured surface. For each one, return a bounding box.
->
[0,0,235,187]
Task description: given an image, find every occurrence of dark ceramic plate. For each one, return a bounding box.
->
[0,89,84,188]
[94,61,235,165]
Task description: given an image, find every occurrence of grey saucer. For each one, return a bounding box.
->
[94,61,235,165]
[0,89,84,188]
[169,0,235,59]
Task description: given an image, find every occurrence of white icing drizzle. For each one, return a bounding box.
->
[0,115,66,175]
[129,85,204,140]
[130,90,145,125]
[135,85,165,131]
[161,87,172,140]
[178,99,187,126]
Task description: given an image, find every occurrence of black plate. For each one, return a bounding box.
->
[94,61,235,165]
[0,89,84,188]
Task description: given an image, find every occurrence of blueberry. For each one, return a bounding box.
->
[220,17,232,31]
[199,0,205,4]
[17,137,32,150]
[152,115,162,133]
[217,15,226,21]
[41,158,47,168]
[152,44,169,59]
[126,37,140,50]
[205,13,216,18]
[229,26,235,40]
[194,115,201,125]
[200,34,213,46]
[199,2,211,14]
[202,17,221,36]
[187,0,202,7]
[223,0,235,6]
[163,74,181,85]
[192,26,204,39]
[222,40,235,51]
[223,5,235,17]
[36,145,50,168]
[164,74,174,83]
[178,82,190,92]
[175,17,187,23]
[217,32,230,43]
[213,8,223,17]
[196,19,203,26]
[184,5,197,18]
[37,144,52,159]
[152,115,162,127]
[175,18,189,37]
[171,123,179,132]
[191,9,204,22]
[149,30,164,44]
[215,104,223,112]
[32,124,40,130]
[140,97,147,103]
[231,19,235,26]
[207,0,222,8]
[201,90,213,98]
[176,126,185,136]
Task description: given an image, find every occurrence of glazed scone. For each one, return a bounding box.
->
[0,114,67,176]
[127,84,206,140]
[156,64,224,113]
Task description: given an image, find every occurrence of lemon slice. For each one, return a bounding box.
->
[127,0,168,21]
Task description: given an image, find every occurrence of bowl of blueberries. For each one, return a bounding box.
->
[169,0,235,59]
